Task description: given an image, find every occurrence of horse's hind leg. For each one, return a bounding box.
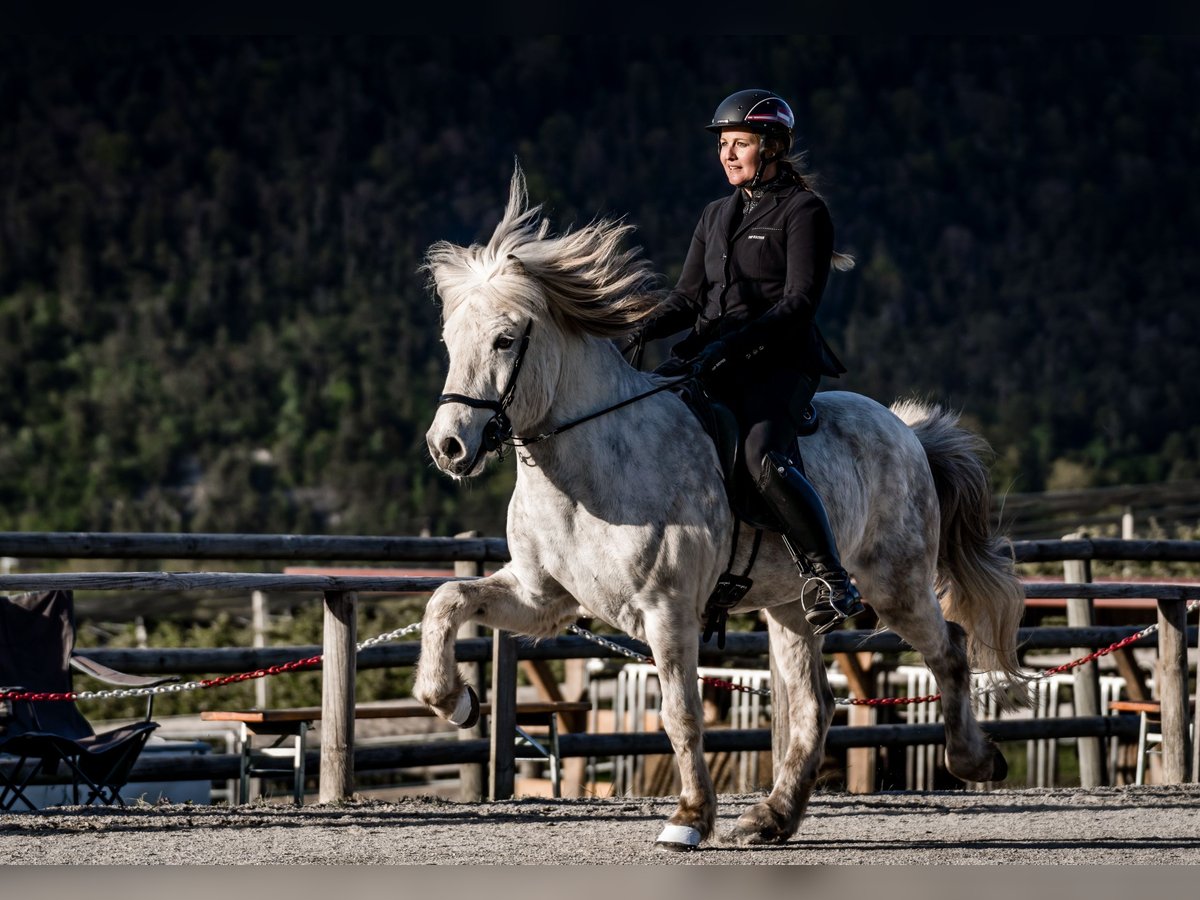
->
[875,582,1007,784]
[726,602,833,845]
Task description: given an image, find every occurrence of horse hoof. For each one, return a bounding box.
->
[724,806,793,845]
[448,685,480,729]
[655,824,702,852]
[990,747,1008,782]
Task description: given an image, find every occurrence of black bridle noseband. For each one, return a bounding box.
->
[436,320,691,465]
[437,320,534,460]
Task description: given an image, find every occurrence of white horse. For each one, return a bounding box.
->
[415,166,1026,850]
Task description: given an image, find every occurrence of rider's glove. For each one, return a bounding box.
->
[690,340,730,378]
[652,355,693,378]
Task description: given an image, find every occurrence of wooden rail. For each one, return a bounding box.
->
[124,715,1143,784]
[0,532,509,562]
[4,531,1200,565]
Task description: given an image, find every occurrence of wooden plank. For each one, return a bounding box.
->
[9,572,1200,600]
[1194,628,1200,783]
[1012,538,1200,564]
[1156,598,1191,783]
[0,532,510,562]
[8,528,1200,566]
[834,653,873,700]
[67,625,1197,676]
[489,629,519,800]
[0,572,466,593]
[1108,700,1165,715]
[125,716,1145,783]
[455,537,487,803]
[560,657,589,798]
[836,652,877,794]
[519,659,589,734]
[1063,550,1103,788]
[198,701,591,724]
[521,659,565,702]
[1111,648,1151,702]
[319,590,357,803]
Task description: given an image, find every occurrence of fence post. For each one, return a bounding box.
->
[252,590,270,709]
[1194,623,1200,784]
[489,629,519,800]
[455,530,487,801]
[1063,534,1103,787]
[1156,597,1191,783]
[320,590,357,803]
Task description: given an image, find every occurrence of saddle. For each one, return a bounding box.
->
[674,380,819,533]
[673,381,821,647]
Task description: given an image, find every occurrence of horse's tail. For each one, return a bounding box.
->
[891,399,1029,710]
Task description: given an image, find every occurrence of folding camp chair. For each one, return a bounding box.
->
[0,589,178,810]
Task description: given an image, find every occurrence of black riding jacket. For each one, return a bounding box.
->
[645,173,847,380]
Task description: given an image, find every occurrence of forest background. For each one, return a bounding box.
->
[2,35,1198,542]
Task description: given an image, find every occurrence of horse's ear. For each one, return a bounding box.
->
[506,253,527,275]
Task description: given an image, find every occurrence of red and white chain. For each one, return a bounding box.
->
[4,604,1194,709]
[0,622,423,703]
[572,602,1200,707]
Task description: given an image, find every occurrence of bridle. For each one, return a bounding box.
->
[437,320,534,463]
[436,319,691,466]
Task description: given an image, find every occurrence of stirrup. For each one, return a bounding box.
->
[802,574,865,636]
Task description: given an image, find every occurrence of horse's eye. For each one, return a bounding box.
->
[494,334,515,351]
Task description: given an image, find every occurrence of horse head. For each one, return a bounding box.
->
[422,163,660,478]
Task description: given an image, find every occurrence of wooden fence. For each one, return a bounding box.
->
[1,532,1198,798]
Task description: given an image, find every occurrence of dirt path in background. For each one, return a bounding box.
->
[1,785,1198,864]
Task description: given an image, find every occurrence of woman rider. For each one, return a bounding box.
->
[635,88,864,634]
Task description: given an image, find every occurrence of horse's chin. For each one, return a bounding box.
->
[439,450,494,481]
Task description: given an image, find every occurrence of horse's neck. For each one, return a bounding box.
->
[516,336,672,481]
[550,336,645,422]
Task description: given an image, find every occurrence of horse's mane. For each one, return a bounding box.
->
[422,164,661,338]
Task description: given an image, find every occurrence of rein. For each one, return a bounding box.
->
[436,321,692,456]
[511,377,688,447]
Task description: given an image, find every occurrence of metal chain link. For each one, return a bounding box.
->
[571,602,1200,708]
[5,602,1194,709]
[567,624,773,697]
[842,598,1200,708]
[0,622,426,703]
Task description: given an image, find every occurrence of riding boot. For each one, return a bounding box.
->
[757,450,865,634]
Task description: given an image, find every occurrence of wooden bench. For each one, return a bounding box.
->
[1108,699,1196,785]
[200,701,591,804]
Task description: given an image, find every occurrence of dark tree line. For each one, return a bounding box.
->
[1,35,1196,538]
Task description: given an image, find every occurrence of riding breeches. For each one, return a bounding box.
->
[710,368,820,482]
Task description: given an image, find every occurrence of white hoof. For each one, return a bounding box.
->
[655,824,702,852]
[447,685,480,729]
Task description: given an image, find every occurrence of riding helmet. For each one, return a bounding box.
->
[707,89,795,152]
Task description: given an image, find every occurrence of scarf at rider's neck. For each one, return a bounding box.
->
[742,167,800,215]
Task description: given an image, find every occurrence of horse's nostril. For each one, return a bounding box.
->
[441,436,465,462]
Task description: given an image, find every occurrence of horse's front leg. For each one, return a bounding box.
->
[413,567,567,727]
[645,617,716,852]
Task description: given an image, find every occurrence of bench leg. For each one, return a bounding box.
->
[239,723,251,804]
[294,722,307,806]
[1136,712,1149,785]
[549,713,562,799]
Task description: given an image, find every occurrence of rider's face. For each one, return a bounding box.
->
[717,129,763,188]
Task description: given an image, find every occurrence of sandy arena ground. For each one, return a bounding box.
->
[1,785,1198,865]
